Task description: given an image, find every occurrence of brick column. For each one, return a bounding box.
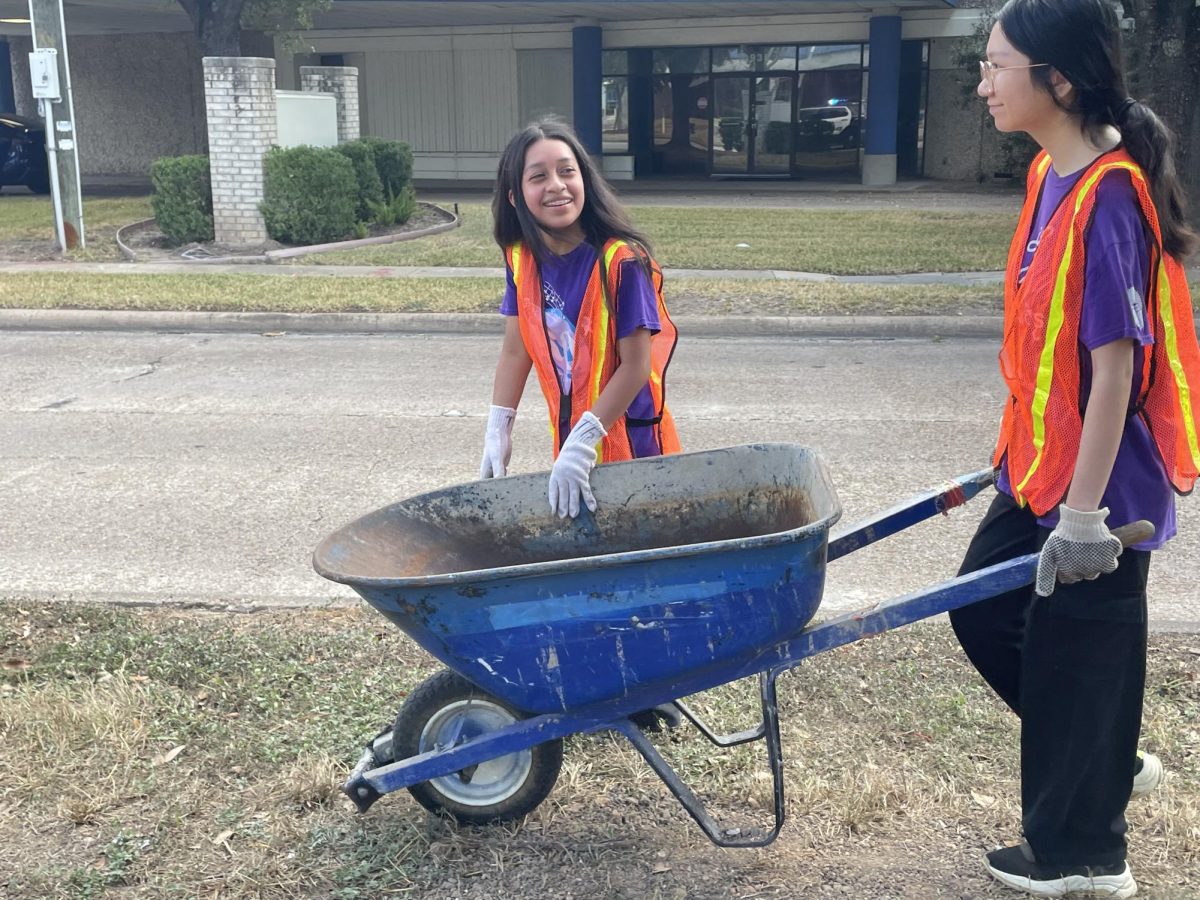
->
[203,56,277,245]
[299,66,359,143]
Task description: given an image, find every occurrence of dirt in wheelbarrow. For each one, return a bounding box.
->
[1,600,1197,899]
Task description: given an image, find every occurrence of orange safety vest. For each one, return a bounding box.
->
[994,148,1200,515]
[505,238,681,463]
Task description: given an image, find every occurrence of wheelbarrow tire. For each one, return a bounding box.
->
[393,669,563,825]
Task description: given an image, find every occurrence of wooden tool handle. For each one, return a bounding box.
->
[1112,520,1154,548]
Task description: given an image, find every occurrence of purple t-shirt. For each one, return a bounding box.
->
[501,242,665,459]
[997,164,1175,549]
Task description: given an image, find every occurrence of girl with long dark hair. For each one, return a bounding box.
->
[479,119,680,519]
[952,0,1199,895]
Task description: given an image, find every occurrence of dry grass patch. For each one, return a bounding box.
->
[1,600,1196,898]
[0,271,1007,317]
[304,202,1018,274]
[0,195,154,262]
[0,272,503,313]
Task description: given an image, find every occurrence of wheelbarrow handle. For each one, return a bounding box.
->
[828,467,995,562]
[1112,520,1154,548]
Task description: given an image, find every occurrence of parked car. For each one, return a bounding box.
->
[0,114,50,194]
[797,104,854,136]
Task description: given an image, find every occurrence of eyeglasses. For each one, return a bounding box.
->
[979,60,1051,92]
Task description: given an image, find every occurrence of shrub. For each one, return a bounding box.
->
[763,121,791,155]
[150,155,213,245]
[365,185,417,228]
[359,136,414,198]
[336,139,385,221]
[261,146,358,246]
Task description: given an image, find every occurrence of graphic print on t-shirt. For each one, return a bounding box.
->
[542,278,576,392]
[1019,235,1041,283]
[1126,285,1145,330]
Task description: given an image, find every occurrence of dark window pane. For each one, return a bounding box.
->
[759,46,797,72]
[713,45,797,73]
[711,46,751,72]
[653,47,709,75]
[798,44,862,71]
[602,76,629,154]
[652,77,673,145]
[602,50,627,76]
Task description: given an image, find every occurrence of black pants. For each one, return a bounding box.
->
[949,491,1150,868]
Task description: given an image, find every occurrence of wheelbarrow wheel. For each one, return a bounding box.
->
[393,669,563,825]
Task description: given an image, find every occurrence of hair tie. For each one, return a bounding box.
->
[1116,97,1137,121]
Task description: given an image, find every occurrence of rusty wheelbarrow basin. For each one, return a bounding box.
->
[314,443,842,714]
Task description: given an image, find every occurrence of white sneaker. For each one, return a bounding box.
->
[986,843,1137,898]
[1131,751,1163,800]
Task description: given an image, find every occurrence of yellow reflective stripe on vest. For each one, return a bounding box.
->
[603,240,625,271]
[1015,162,1133,497]
[589,294,610,463]
[590,241,628,465]
[1157,263,1200,469]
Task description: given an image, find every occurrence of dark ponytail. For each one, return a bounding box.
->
[997,0,1197,258]
[1117,100,1196,259]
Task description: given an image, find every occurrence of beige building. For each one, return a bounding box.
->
[0,1,1018,186]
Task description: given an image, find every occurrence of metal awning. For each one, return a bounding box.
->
[0,0,957,37]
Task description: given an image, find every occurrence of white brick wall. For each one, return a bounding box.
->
[203,57,277,246]
[299,66,360,144]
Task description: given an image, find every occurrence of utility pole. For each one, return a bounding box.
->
[27,0,84,249]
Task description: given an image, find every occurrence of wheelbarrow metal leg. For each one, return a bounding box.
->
[671,699,766,748]
[616,670,788,849]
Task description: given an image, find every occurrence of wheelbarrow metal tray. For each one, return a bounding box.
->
[314,444,842,714]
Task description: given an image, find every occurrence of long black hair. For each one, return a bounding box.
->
[491,118,652,264]
[997,0,1196,258]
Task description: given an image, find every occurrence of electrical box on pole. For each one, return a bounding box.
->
[27,0,84,250]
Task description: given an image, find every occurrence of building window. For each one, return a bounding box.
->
[602,51,629,154]
[712,45,797,73]
[653,47,710,75]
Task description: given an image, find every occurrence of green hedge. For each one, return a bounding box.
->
[359,137,414,198]
[150,155,213,245]
[336,139,385,221]
[260,146,358,245]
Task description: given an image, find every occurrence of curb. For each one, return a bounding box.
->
[0,308,1007,339]
[111,202,461,265]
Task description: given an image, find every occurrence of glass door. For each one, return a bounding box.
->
[712,76,751,173]
[711,75,794,174]
[751,75,793,174]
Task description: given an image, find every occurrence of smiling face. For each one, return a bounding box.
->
[979,23,1067,136]
[514,138,586,245]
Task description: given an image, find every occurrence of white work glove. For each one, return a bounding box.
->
[479,405,516,479]
[548,411,606,518]
[1035,505,1123,597]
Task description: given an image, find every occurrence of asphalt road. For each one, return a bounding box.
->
[3,329,1196,630]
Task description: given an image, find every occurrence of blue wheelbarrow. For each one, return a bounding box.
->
[313,443,1149,848]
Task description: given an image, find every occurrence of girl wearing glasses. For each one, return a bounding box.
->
[952,0,1200,896]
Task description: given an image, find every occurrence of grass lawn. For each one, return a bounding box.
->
[0,195,153,262]
[305,203,1019,274]
[0,271,1010,316]
[1,601,1196,898]
[0,195,1021,273]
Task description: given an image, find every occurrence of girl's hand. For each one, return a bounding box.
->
[480,405,516,479]
[548,412,606,517]
[1035,505,1123,596]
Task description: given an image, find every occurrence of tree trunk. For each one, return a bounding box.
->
[177,0,246,58]
[1125,0,1200,224]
